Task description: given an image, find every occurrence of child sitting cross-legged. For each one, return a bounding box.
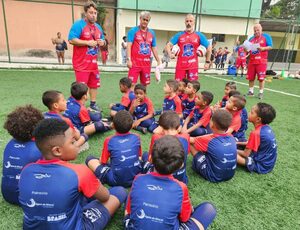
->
[85,110,143,188]
[125,135,217,230]
[190,109,237,182]
[18,119,127,230]
[237,103,277,174]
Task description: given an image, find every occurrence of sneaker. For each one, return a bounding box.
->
[79,142,90,153]
[141,127,148,134]
[90,103,101,112]
[101,116,112,122]
[245,91,254,97]
[258,92,263,100]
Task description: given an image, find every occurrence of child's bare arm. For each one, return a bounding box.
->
[93,184,110,203]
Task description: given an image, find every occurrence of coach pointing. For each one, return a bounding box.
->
[165,14,211,81]
[68,1,105,111]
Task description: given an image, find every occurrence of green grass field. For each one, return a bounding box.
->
[0,69,299,229]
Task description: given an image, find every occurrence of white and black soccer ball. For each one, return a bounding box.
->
[197,45,207,57]
[171,45,180,56]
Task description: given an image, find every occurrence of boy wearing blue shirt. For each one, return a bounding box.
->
[1,105,44,205]
[86,110,143,188]
[19,119,127,230]
[125,135,216,230]
[182,80,200,119]
[237,103,277,174]
[191,109,237,182]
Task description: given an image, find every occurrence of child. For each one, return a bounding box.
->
[235,41,248,78]
[1,105,44,205]
[129,84,157,134]
[143,111,190,184]
[182,91,213,137]
[85,111,142,188]
[220,47,230,70]
[162,79,182,118]
[190,109,237,182]
[109,77,135,117]
[177,79,189,100]
[219,81,237,108]
[215,47,222,69]
[225,94,247,142]
[64,82,111,135]
[229,90,248,143]
[182,80,200,119]
[18,119,127,229]
[42,90,88,149]
[237,103,277,174]
[125,135,216,230]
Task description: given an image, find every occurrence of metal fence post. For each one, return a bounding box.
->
[2,0,11,63]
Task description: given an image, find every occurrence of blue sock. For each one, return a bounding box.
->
[191,202,217,229]
[109,187,127,204]
[94,121,110,132]
[90,101,96,107]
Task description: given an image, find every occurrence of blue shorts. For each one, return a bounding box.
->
[246,156,258,173]
[192,152,210,180]
[82,200,111,230]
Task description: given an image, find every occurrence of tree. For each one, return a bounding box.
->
[262,0,300,20]
[94,1,107,27]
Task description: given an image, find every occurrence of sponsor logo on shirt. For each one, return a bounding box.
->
[143,202,159,209]
[119,138,129,144]
[146,184,163,191]
[136,209,163,223]
[120,155,136,162]
[32,191,48,195]
[220,158,236,164]
[86,46,99,56]
[34,173,51,179]
[26,198,54,208]
[14,144,26,148]
[83,208,102,223]
[4,161,22,169]
[47,213,67,222]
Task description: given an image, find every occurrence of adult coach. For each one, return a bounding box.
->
[165,14,211,81]
[127,11,161,86]
[68,1,106,111]
[246,23,272,100]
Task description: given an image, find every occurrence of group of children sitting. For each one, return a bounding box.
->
[1,77,277,229]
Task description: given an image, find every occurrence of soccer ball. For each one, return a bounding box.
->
[197,45,206,57]
[171,45,180,56]
[88,109,102,122]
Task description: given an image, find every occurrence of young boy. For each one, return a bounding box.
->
[219,81,237,108]
[235,41,248,78]
[64,82,111,135]
[215,47,222,69]
[109,77,135,117]
[190,109,237,182]
[225,94,247,142]
[237,103,277,174]
[125,135,216,230]
[85,111,142,188]
[143,111,190,184]
[18,119,127,229]
[220,47,230,70]
[162,79,182,118]
[182,80,200,119]
[1,105,44,205]
[182,91,213,137]
[42,90,88,149]
[129,84,157,134]
[177,79,189,100]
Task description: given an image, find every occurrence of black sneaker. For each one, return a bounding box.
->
[90,103,100,112]
[245,91,254,97]
[258,92,263,100]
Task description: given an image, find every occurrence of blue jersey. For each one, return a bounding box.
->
[162,95,182,115]
[64,97,90,132]
[194,133,237,182]
[19,159,100,230]
[246,125,277,173]
[236,108,248,142]
[1,139,42,205]
[126,172,192,230]
[130,97,154,120]
[181,95,196,119]
[101,133,142,187]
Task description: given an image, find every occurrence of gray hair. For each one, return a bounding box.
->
[140,11,151,19]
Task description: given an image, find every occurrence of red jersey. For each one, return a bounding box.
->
[248,33,272,64]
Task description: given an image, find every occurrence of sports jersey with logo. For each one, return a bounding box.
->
[19,159,100,229]
[236,46,247,60]
[101,133,142,187]
[68,19,104,72]
[170,31,209,70]
[130,97,154,120]
[162,95,182,115]
[246,124,277,173]
[125,172,192,229]
[193,133,237,182]
[189,106,212,128]
[181,95,196,118]
[248,33,272,64]
[1,139,42,205]
[127,26,156,67]
[44,111,75,130]
[121,90,136,110]
[64,97,90,132]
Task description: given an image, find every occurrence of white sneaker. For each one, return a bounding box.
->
[79,142,90,153]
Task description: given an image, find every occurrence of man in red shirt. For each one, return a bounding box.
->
[68,1,106,111]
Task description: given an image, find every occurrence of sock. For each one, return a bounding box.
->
[90,101,96,107]
[94,121,110,132]
[95,164,110,182]
[85,155,98,166]
[259,89,264,94]
[249,87,254,93]
[109,187,127,204]
[191,202,217,229]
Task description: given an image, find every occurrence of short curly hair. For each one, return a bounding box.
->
[4,105,44,142]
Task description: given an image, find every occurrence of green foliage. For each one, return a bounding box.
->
[0,70,300,229]
[95,1,107,27]
[262,0,300,20]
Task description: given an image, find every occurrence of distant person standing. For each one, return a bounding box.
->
[121,36,127,64]
[165,14,211,81]
[209,40,217,69]
[100,33,109,65]
[162,42,171,68]
[51,32,67,64]
[235,40,249,78]
[127,11,161,86]
[246,24,272,100]
[68,1,106,112]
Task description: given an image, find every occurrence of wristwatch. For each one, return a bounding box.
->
[205,60,210,64]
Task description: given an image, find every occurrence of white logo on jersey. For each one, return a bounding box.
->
[197,155,206,163]
[119,155,136,162]
[223,142,232,147]
[26,198,54,208]
[14,144,25,148]
[137,209,146,219]
[34,173,51,179]
[119,138,129,144]
[47,213,67,222]
[83,208,102,223]
[4,161,22,169]
[221,158,236,164]
[146,185,163,191]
